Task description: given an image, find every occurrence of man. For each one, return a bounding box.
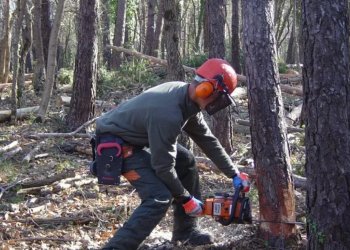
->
[95,58,246,249]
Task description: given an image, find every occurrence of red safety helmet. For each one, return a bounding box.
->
[195,58,238,95]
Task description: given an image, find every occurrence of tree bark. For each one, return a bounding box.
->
[32,0,46,95]
[243,0,296,246]
[101,0,111,69]
[36,0,66,122]
[144,0,157,56]
[67,0,98,131]
[152,0,164,58]
[163,0,185,81]
[206,0,234,154]
[18,1,32,107]
[231,0,241,74]
[302,1,350,249]
[0,0,11,83]
[11,0,25,122]
[41,0,51,67]
[111,0,126,69]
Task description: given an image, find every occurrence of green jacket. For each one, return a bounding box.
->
[96,81,239,197]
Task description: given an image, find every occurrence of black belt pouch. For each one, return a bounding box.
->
[95,135,124,185]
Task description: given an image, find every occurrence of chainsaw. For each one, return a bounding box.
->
[202,187,252,225]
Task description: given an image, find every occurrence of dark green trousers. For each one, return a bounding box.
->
[102,144,201,250]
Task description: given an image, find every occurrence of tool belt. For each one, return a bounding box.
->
[89,134,136,185]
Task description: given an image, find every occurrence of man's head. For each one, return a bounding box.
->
[189,58,238,115]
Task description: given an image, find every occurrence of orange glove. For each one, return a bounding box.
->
[182,196,203,217]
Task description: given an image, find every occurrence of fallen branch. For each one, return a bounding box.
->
[0,178,29,200]
[196,156,306,190]
[25,116,99,139]
[1,146,22,160]
[20,170,75,189]
[4,216,95,225]
[2,237,76,243]
[22,139,48,163]
[0,141,19,153]
[235,119,303,133]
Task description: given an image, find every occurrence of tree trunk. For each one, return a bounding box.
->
[163,0,185,81]
[231,0,242,74]
[207,0,234,154]
[41,0,51,67]
[111,0,126,69]
[243,0,296,247]
[194,0,205,52]
[11,0,25,122]
[67,0,98,131]
[152,0,164,58]
[101,0,111,69]
[18,1,32,107]
[36,0,66,122]
[32,0,46,95]
[0,0,11,83]
[302,1,350,249]
[144,0,157,56]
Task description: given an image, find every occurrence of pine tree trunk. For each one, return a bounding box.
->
[41,0,51,67]
[163,0,185,81]
[302,1,350,249]
[243,0,296,247]
[67,0,98,131]
[231,0,241,74]
[101,0,111,69]
[207,0,234,154]
[32,0,46,95]
[0,0,11,83]
[144,0,156,56]
[111,0,126,69]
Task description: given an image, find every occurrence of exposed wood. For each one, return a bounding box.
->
[0,106,39,122]
[20,170,75,189]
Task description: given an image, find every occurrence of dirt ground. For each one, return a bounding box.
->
[0,83,307,250]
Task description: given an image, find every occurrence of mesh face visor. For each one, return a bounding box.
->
[204,75,238,115]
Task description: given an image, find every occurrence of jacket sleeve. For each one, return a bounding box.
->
[147,115,189,198]
[183,113,239,178]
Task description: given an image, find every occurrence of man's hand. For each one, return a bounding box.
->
[182,196,203,217]
[233,172,250,192]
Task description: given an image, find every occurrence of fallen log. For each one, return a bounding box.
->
[0,80,32,91]
[57,95,115,110]
[0,106,39,122]
[107,45,303,96]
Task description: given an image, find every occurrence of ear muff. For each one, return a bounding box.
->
[195,81,214,98]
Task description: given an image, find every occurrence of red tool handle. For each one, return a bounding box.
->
[97,142,122,157]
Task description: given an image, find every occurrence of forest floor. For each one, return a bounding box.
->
[0,79,307,250]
